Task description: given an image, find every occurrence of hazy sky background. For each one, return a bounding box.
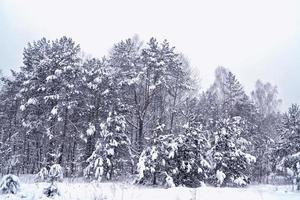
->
[0,0,299,110]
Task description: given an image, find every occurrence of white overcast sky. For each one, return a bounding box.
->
[0,0,299,110]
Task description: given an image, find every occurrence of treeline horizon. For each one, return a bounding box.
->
[0,36,299,188]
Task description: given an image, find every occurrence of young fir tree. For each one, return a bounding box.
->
[136,120,211,187]
[210,117,256,187]
[84,109,132,181]
[208,67,256,186]
[43,164,63,197]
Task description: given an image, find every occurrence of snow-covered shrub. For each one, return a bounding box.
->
[277,153,300,190]
[49,164,63,182]
[233,177,247,187]
[35,164,62,183]
[136,125,211,187]
[175,126,212,187]
[35,167,49,182]
[275,104,300,190]
[43,182,60,197]
[210,117,256,187]
[84,111,133,181]
[0,174,21,194]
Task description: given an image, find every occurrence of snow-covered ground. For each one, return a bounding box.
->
[1,177,299,200]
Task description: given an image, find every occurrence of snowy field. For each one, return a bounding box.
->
[1,176,299,200]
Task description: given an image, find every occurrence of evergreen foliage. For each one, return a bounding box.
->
[0,36,295,188]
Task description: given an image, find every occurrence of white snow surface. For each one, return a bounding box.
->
[1,176,300,200]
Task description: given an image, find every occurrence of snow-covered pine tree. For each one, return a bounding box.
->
[207,67,256,186]
[109,37,192,155]
[210,116,256,187]
[136,133,176,186]
[276,104,300,189]
[174,122,211,187]
[209,67,254,118]
[19,37,84,175]
[13,39,56,173]
[47,37,84,175]
[0,71,24,174]
[108,37,143,153]
[80,57,111,168]
[43,164,63,197]
[19,38,56,170]
[84,109,132,181]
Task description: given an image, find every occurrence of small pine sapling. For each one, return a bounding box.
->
[43,164,63,197]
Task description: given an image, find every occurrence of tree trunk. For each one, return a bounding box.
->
[71,141,77,175]
[138,118,144,153]
[170,87,178,133]
[58,108,68,165]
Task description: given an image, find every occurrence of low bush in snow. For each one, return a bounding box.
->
[0,174,21,194]
[136,130,211,188]
[43,182,60,197]
[36,164,63,183]
[136,117,256,188]
[276,152,300,190]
